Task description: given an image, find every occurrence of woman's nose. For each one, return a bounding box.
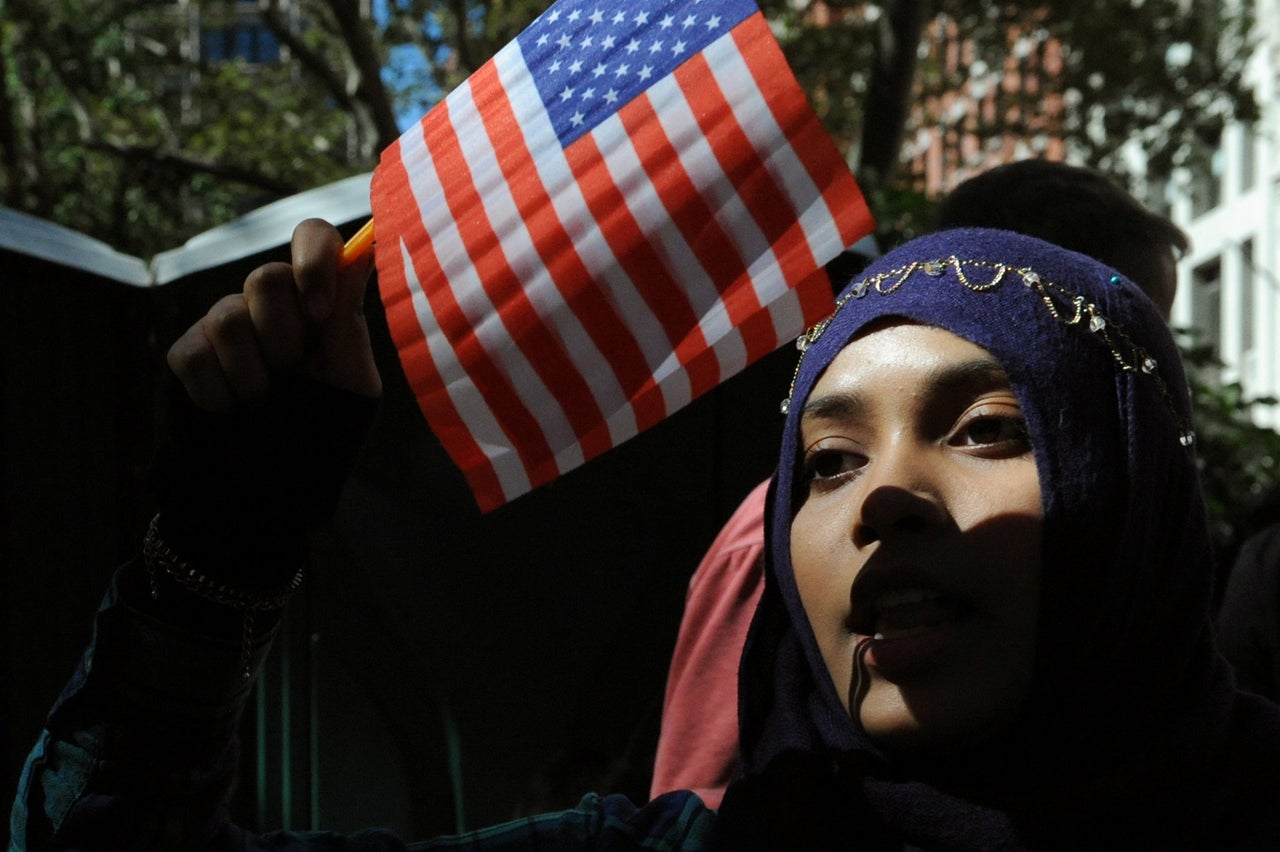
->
[851,448,947,548]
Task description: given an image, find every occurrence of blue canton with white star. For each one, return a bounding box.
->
[517,0,760,147]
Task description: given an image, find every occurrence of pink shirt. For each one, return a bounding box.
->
[650,480,768,809]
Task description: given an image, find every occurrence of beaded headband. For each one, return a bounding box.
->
[781,255,1195,450]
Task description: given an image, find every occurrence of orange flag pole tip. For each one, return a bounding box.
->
[340,218,375,268]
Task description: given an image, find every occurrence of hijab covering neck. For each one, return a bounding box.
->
[714,228,1280,850]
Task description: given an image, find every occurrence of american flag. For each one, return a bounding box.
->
[371,0,873,512]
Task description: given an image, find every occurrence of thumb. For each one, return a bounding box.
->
[291,219,382,398]
[292,218,344,322]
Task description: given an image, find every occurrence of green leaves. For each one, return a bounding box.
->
[0,0,555,256]
[1,0,374,255]
[765,0,1255,210]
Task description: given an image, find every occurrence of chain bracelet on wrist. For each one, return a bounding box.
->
[143,513,304,679]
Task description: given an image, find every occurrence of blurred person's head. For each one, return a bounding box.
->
[930,159,1189,319]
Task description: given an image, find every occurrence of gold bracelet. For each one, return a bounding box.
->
[143,514,303,678]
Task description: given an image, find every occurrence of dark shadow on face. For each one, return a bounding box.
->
[839,506,1044,760]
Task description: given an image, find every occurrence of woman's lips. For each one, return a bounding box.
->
[855,588,965,673]
[872,588,960,638]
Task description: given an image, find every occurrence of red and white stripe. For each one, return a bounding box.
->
[374,11,872,512]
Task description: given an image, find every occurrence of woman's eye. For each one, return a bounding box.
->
[804,448,865,484]
[954,415,1029,450]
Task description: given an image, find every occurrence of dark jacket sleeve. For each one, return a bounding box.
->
[9,380,398,851]
[12,558,268,849]
[8,560,716,851]
[7,572,712,852]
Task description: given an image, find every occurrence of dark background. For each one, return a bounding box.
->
[2,206,809,838]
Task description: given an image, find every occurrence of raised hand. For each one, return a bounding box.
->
[155,219,382,579]
[167,218,381,410]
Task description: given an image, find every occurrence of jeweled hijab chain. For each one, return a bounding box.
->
[782,256,1195,451]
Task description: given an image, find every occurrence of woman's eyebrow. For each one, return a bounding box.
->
[924,357,1012,397]
[800,390,867,424]
[799,357,1011,425]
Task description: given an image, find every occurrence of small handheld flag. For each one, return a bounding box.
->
[366,0,874,512]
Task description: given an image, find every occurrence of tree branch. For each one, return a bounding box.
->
[858,0,933,188]
[88,139,301,195]
[258,0,357,113]
[448,0,479,72]
[322,0,401,149]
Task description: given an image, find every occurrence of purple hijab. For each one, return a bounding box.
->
[715,229,1280,850]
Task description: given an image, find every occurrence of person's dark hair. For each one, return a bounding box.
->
[930,160,1189,314]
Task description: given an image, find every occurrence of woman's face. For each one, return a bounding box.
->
[790,322,1043,755]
